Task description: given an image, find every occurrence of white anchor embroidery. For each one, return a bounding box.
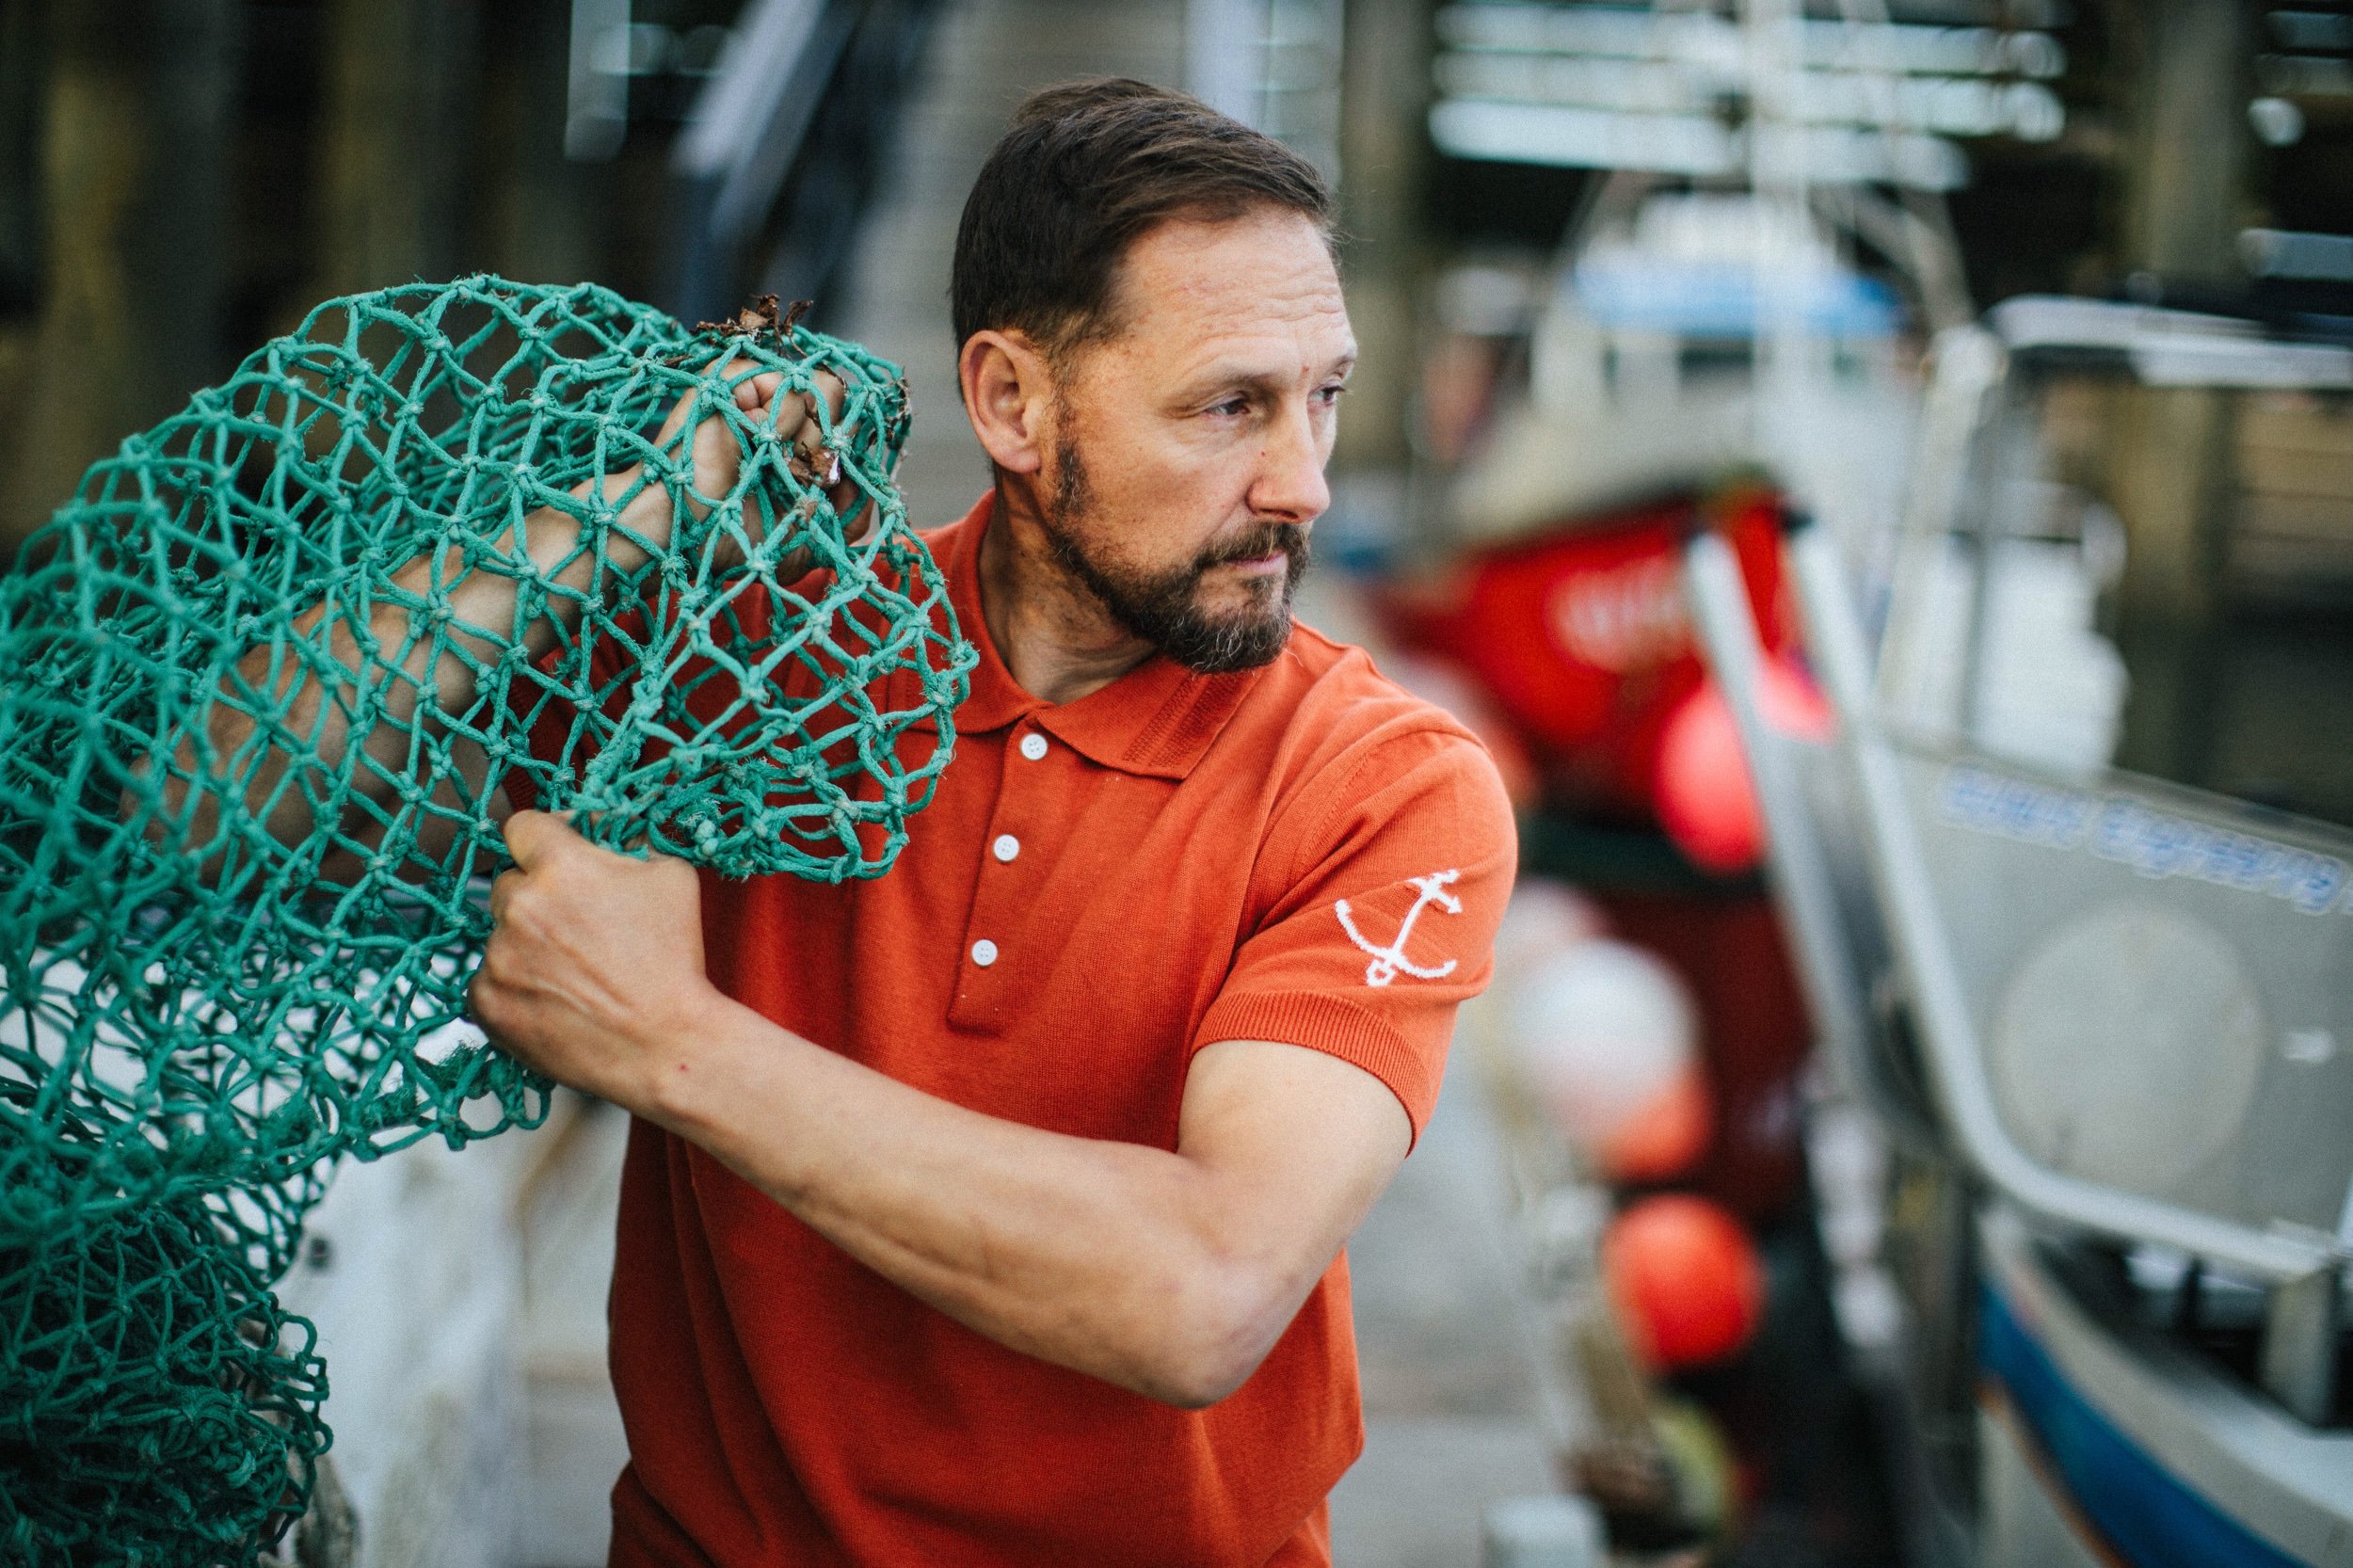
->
[1335,869,1464,987]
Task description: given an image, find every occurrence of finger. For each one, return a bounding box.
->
[502,808,578,868]
[790,394,831,469]
[488,866,523,923]
[812,369,846,423]
[655,351,731,443]
[781,375,844,441]
[786,383,824,438]
[466,961,509,1034]
[832,473,871,536]
[735,369,784,417]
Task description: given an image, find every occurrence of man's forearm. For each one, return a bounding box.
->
[165,472,668,856]
[261,471,668,768]
[649,1000,1278,1406]
[646,999,1303,1408]
[168,356,813,851]
[469,815,1413,1409]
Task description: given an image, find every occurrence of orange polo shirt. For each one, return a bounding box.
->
[536,493,1515,1566]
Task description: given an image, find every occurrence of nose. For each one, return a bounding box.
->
[1246,396,1330,525]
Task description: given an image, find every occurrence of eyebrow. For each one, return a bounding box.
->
[1175,352,1359,401]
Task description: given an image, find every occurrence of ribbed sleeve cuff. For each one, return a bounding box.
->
[1193,992,1443,1146]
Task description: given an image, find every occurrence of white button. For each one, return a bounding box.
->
[1019,732,1048,761]
[992,834,1020,863]
[970,938,999,968]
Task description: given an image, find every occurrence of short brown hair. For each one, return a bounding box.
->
[951,79,1334,365]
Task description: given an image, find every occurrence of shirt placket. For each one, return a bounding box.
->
[947,717,1053,1033]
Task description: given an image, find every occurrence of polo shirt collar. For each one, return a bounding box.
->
[933,490,1261,782]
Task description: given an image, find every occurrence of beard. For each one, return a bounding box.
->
[1037,438,1310,675]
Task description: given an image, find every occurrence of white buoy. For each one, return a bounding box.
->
[1490,879,1610,981]
[1482,1494,1606,1568]
[1505,936,1711,1181]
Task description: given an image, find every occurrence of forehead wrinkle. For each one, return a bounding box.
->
[1103,213,1347,355]
[1127,303,1353,405]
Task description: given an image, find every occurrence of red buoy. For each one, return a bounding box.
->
[1602,1193,1767,1370]
[1653,662,1831,873]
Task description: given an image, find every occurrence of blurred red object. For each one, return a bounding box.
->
[1606,1067,1715,1184]
[1603,1192,1767,1371]
[1652,662,1833,874]
[1597,889,1810,1219]
[1379,488,1792,818]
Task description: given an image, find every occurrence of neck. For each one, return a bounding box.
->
[976,475,1157,707]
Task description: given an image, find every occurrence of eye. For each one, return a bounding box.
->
[1209,394,1252,418]
[1315,382,1347,407]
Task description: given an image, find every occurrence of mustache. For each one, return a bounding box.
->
[1193,521,1311,573]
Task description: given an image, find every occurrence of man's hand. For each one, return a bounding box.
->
[469,809,725,1112]
[630,357,854,536]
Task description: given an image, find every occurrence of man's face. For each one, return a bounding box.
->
[1036,211,1354,674]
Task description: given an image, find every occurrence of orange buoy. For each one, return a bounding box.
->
[1602,1193,1767,1370]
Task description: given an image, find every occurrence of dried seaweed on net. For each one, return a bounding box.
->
[0,276,976,1562]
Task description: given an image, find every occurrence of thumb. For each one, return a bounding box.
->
[502,808,581,868]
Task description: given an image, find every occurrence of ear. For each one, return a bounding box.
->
[958,329,1055,477]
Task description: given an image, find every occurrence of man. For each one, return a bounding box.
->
[472,80,1513,1563]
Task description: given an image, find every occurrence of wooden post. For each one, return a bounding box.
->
[2118,0,2248,282]
[313,0,478,296]
[0,0,44,558]
[1331,0,1428,480]
[0,0,234,553]
[2105,0,2249,783]
[0,0,40,318]
[477,0,601,291]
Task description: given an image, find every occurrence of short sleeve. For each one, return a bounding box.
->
[1192,727,1518,1143]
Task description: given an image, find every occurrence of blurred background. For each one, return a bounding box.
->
[4,2,2351,1566]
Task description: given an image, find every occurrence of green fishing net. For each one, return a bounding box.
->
[0,276,975,1561]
